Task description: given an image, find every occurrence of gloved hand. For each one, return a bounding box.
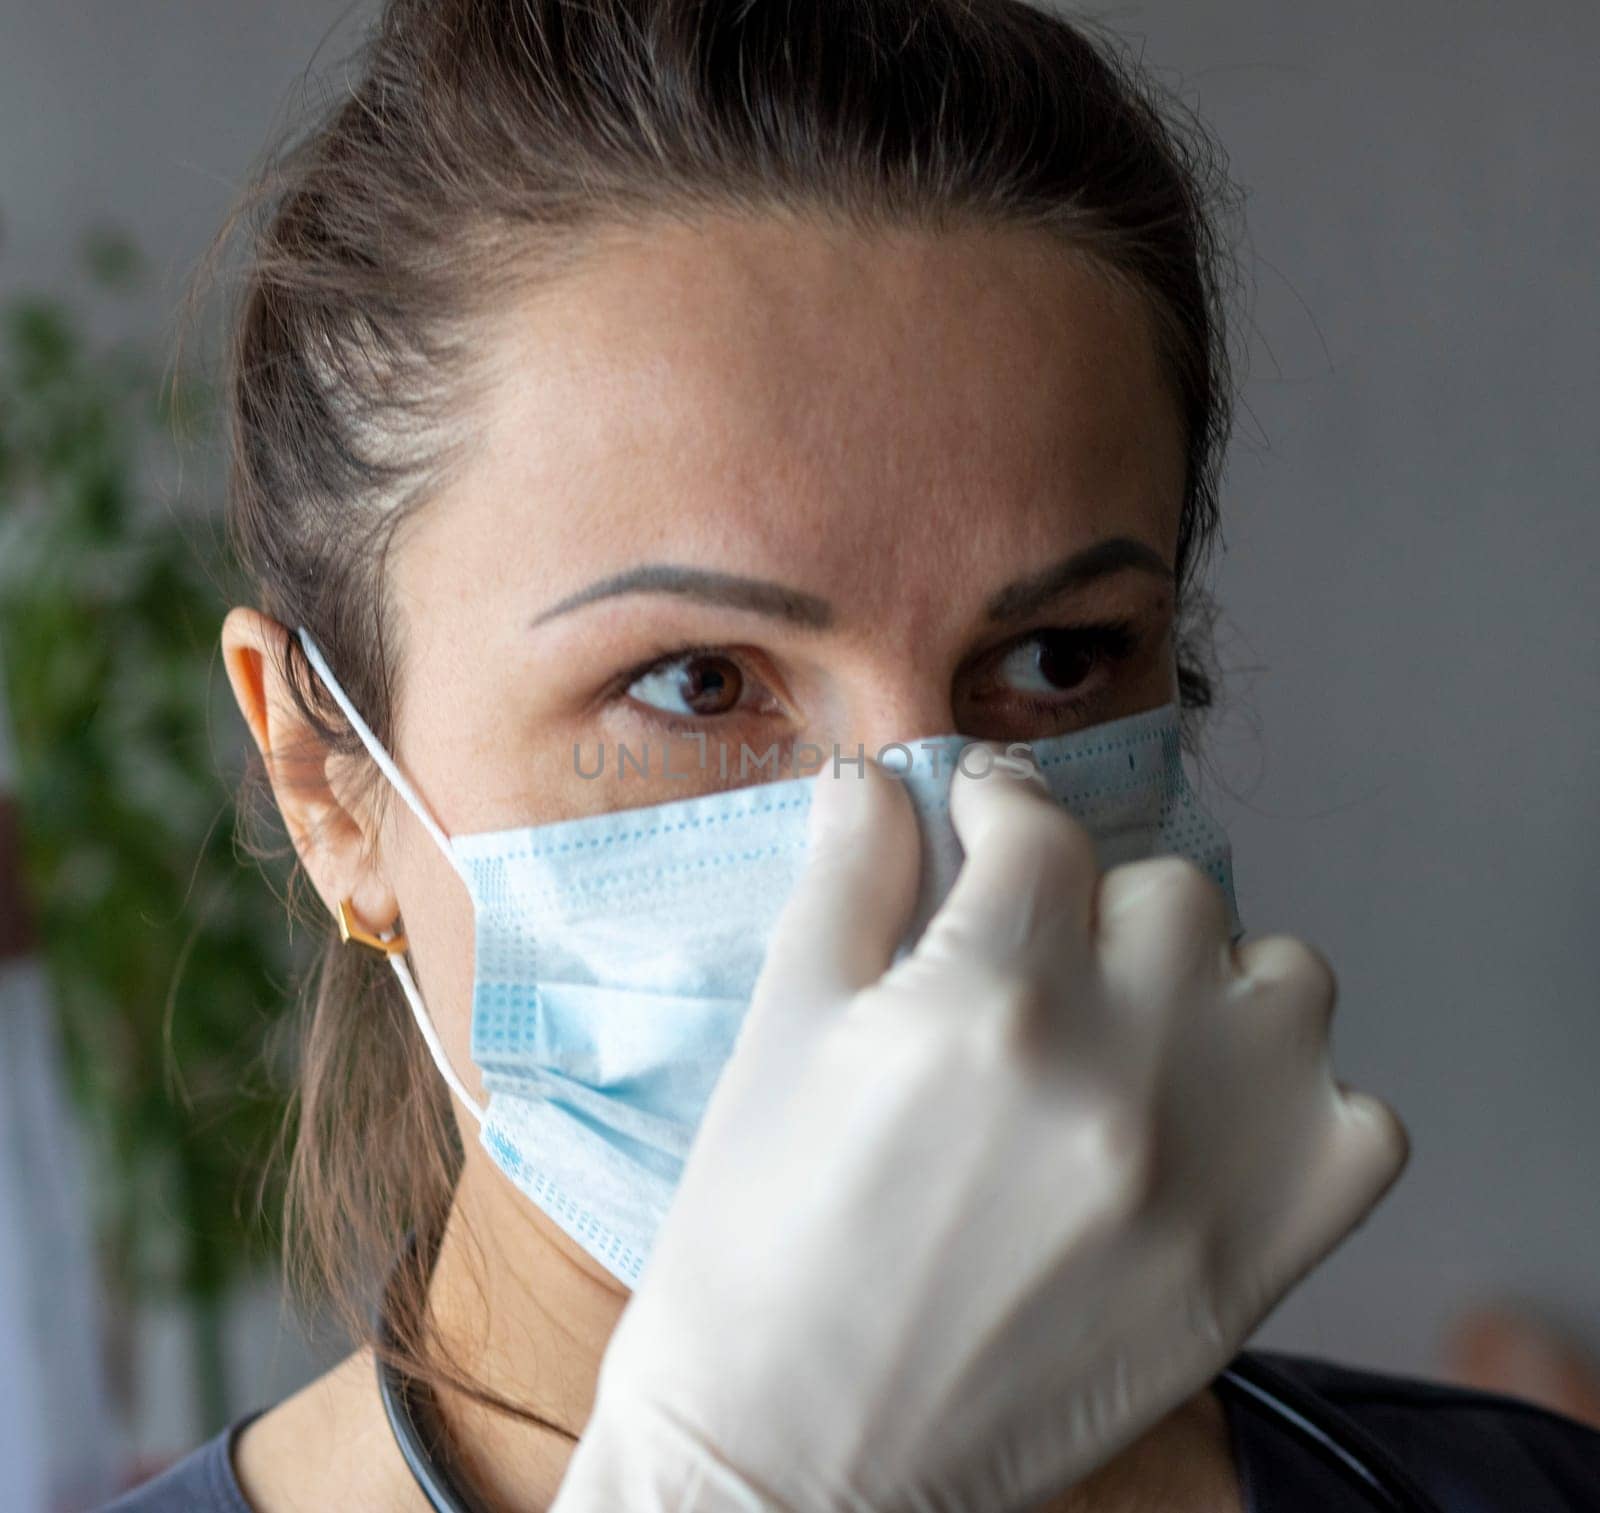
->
[552,748,1409,1512]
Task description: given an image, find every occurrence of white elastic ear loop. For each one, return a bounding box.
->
[295,628,453,858]
[295,627,485,1126]
[383,947,485,1128]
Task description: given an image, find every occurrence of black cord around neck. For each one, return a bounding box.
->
[375,1228,1438,1513]
[375,1232,495,1513]
[1214,1353,1445,1513]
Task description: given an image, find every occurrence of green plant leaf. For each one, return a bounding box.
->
[0,230,297,1427]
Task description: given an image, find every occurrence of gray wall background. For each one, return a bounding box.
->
[2,0,1595,1458]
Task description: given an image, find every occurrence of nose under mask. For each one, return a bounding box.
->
[296,628,1242,1287]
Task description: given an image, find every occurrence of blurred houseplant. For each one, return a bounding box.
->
[0,226,297,1436]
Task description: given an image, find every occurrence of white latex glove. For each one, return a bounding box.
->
[553,748,1409,1512]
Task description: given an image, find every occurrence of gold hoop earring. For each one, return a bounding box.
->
[337,897,409,956]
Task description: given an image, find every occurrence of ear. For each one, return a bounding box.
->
[221,606,399,938]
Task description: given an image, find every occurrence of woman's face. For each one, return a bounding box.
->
[308,210,1186,1129]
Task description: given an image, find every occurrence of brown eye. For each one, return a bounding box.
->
[1034,631,1097,692]
[999,631,1094,695]
[991,622,1138,700]
[628,652,745,717]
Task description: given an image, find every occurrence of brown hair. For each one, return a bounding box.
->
[207,0,1242,1435]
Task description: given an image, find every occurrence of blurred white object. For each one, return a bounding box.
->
[0,641,119,1511]
[0,1028,47,1512]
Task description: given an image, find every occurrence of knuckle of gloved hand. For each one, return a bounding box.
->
[1065,1094,1158,1221]
[961,967,1049,1070]
[1333,1087,1411,1187]
[1098,855,1225,938]
[845,978,980,1083]
[1239,933,1337,995]
[914,906,989,966]
[1246,935,1339,1033]
[843,978,919,1042]
[1015,798,1099,879]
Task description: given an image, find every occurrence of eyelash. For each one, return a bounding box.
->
[611,620,1142,731]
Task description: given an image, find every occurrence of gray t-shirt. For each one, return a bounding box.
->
[97,1351,1600,1512]
[101,1411,261,1513]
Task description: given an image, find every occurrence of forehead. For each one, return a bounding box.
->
[399,212,1184,631]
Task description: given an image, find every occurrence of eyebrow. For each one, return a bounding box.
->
[531,563,834,629]
[981,536,1172,623]
[528,536,1172,631]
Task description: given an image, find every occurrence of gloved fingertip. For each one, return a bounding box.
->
[947,743,1057,848]
[807,761,870,845]
[990,746,1049,791]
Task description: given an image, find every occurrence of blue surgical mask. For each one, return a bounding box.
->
[297,628,1241,1287]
